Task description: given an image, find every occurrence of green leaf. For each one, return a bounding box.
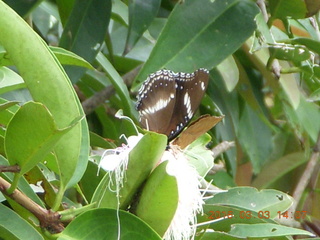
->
[184,134,214,177]
[111,0,129,26]
[0,67,25,94]
[229,223,314,238]
[289,37,320,55]
[0,2,90,206]
[283,95,320,142]
[252,152,308,188]
[202,204,275,233]
[268,0,307,20]
[56,0,75,26]
[124,0,161,55]
[136,160,178,236]
[206,187,293,219]
[59,0,111,82]
[79,161,106,203]
[0,100,19,112]
[96,52,136,118]
[216,56,239,92]
[49,46,94,69]
[207,69,239,176]
[279,61,301,109]
[269,44,311,62]
[5,102,79,175]
[134,0,259,88]
[2,0,41,17]
[58,208,162,240]
[238,106,273,173]
[0,203,44,240]
[200,232,245,240]
[91,132,167,209]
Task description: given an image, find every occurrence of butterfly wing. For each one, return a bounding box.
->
[136,70,177,136]
[168,68,209,140]
[137,68,209,141]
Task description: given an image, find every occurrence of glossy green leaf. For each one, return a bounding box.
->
[200,232,245,240]
[124,0,161,55]
[279,61,301,109]
[283,95,320,142]
[56,0,75,26]
[91,132,167,209]
[290,37,320,55]
[0,101,19,112]
[0,2,90,206]
[112,0,129,26]
[268,0,307,20]
[96,52,136,118]
[238,105,273,173]
[49,46,94,69]
[79,161,106,203]
[0,203,44,240]
[0,46,93,70]
[229,223,314,238]
[5,102,79,175]
[206,187,293,219]
[59,0,111,82]
[252,152,308,188]
[3,0,41,17]
[207,69,238,176]
[58,208,161,240]
[269,44,311,62]
[202,204,275,233]
[0,67,25,94]
[134,0,259,88]
[216,56,239,92]
[184,134,214,177]
[136,160,178,236]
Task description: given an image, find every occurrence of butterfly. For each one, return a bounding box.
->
[136,68,216,143]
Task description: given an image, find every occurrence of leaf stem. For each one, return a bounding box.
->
[6,173,20,194]
[59,202,97,221]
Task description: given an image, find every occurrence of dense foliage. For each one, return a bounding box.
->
[0,0,320,239]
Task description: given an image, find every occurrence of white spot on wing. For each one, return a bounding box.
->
[184,92,193,119]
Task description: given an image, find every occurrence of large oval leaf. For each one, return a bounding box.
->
[133,0,259,88]
[58,208,162,240]
[136,160,178,236]
[59,0,111,82]
[0,2,89,208]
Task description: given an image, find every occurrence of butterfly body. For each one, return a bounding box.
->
[136,68,209,141]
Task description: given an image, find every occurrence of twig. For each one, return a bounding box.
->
[0,164,20,173]
[82,65,142,115]
[256,0,281,79]
[291,132,320,212]
[211,141,235,157]
[0,176,64,233]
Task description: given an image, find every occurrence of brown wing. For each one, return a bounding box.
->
[167,68,209,140]
[136,70,177,135]
[136,68,210,140]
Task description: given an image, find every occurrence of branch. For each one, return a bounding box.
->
[211,141,235,157]
[0,176,64,233]
[291,132,320,212]
[0,164,20,173]
[81,65,142,115]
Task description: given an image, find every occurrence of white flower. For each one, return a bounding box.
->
[162,145,204,240]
